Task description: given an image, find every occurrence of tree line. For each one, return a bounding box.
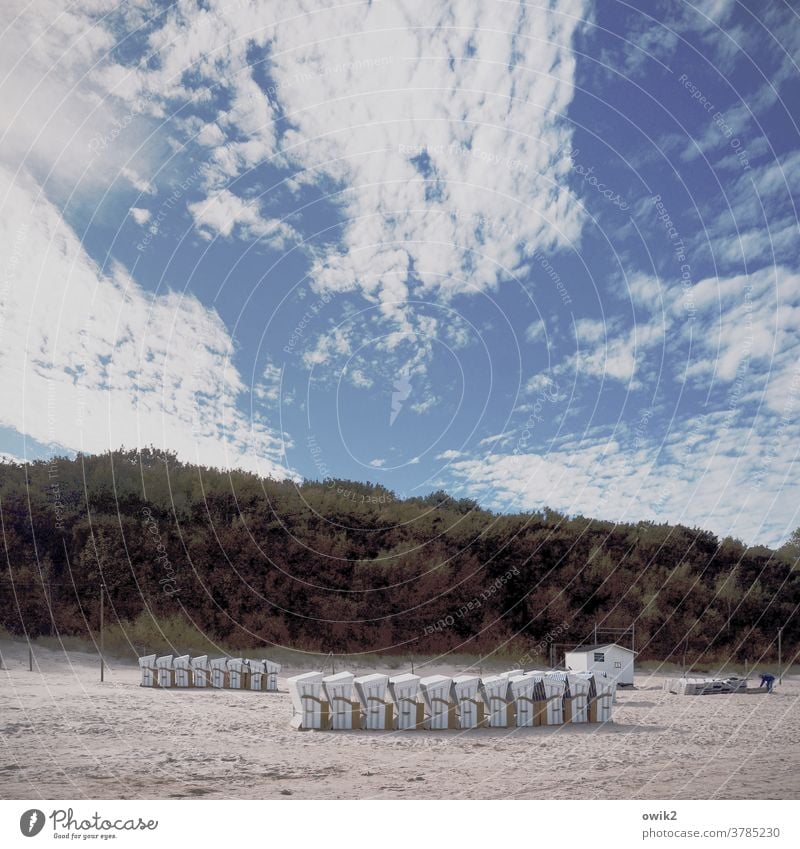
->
[0,448,797,664]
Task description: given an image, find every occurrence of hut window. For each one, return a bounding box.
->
[593,652,605,662]
[614,661,622,668]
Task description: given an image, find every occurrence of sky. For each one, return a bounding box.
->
[1,0,799,546]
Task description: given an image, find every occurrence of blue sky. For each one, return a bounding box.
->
[1,0,799,545]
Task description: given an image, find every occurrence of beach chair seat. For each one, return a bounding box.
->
[173,655,192,688]
[566,674,590,723]
[209,657,229,689]
[419,675,455,730]
[227,658,249,689]
[246,659,268,691]
[480,675,515,727]
[287,672,328,730]
[155,655,174,688]
[388,673,423,730]
[323,671,358,730]
[353,673,392,730]
[509,674,540,727]
[451,675,483,728]
[138,654,157,687]
[264,659,281,691]
[192,655,209,688]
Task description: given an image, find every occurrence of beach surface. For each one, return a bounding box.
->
[1,640,798,800]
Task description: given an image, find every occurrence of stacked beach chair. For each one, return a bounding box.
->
[138,654,281,691]
[666,676,749,695]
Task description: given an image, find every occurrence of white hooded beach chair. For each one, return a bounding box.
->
[539,674,566,725]
[209,657,229,689]
[138,654,157,687]
[480,675,515,727]
[227,658,249,689]
[287,671,328,730]
[419,675,455,730]
[509,674,540,727]
[192,656,209,688]
[353,673,391,730]
[566,673,590,723]
[591,674,616,722]
[174,655,192,688]
[451,675,483,728]
[323,671,358,730]
[264,659,281,691]
[155,655,174,688]
[388,673,423,730]
[246,659,267,690]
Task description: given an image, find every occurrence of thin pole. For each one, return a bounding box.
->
[99,585,105,683]
[778,627,783,685]
[28,643,32,672]
[593,622,597,645]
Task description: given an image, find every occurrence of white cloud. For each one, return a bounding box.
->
[188,189,296,245]
[0,166,292,478]
[130,208,152,226]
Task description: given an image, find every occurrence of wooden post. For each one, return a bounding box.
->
[778,627,783,685]
[28,643,32,672]
[593,622,597,645]
[99,585,105,683]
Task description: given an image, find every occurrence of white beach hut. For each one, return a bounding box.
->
[264,659,281,692]
[209,657,229,689]
[192,655,209,688]
[155,655,174,688]
[388,673,423,730]
[419,675,455,730]
[173,655,192,688]
[451,675,482,729]
[322,671,358,730]
[227,658,249,690]
[287,671,328,730]
[353,673,391,730]
[138,654,157,687]
[565,643,636,686]
[480,675,515,727]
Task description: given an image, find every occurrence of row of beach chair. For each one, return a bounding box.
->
[138,654,281,691]
[287,669,616,730]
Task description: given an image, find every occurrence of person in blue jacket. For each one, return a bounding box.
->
[759,673,775,692]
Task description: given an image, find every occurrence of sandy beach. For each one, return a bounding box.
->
[1,640,798,800]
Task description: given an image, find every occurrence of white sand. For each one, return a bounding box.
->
[1,640,798,800]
